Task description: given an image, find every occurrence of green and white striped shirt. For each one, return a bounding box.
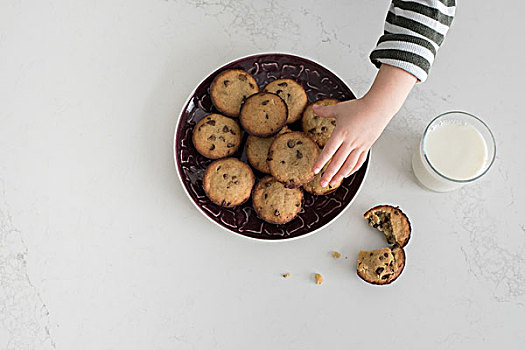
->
[370,0,456,82]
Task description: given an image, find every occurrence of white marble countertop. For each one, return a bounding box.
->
[1,1,524,349]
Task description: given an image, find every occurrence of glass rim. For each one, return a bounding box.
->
[421,111,496,184]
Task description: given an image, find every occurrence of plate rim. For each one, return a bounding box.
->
[173,51,370,242]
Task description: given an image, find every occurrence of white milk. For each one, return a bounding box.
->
[412,120,489,192]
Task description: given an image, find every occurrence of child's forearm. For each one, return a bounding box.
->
[361,64,417,126]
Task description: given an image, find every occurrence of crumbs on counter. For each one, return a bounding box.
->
[282,273,291,278]
[332,251,341,259]
[315,273,323,285]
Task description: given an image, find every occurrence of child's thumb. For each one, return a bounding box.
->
[312,103,338,118]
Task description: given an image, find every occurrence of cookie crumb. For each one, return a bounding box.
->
[315,273,323,285]
[332,251,341,259]
[282,273,291,278]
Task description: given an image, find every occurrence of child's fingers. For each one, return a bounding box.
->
[312,103,338,118]
[335,149,361,179]
[320,143,353,187]
[313,134,343,174]
[346,151,368,177]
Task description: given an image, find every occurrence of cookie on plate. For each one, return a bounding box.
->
[245,126,290,174]
[303,160,343,195]
[203,158,255,208]
[264,79,307,124]
[364,205,411,248]
[192,113,242,159]
[239,92,288,137]
[252,176,303,224]
[301,99,339,147]
[267,131,320,188]
[210,69,259,117]
[356,246,406,285]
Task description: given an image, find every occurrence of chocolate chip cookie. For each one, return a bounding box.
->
[301,99,339,147]
[356,246,406,285]
[264,79,307,124]
[202,158,255,208]
[239,92,288,137]
[252,176,303,224]
[364,205,411,248]
[303,160,343,195]
[192,113,242,159]
[267,131,320,188]
[245,126,290,174]
[210,69,259,117]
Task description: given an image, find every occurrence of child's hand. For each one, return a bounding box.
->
[312,64,417,187]
[312,98,390,187]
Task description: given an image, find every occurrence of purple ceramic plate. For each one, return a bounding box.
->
[174,53,369,241]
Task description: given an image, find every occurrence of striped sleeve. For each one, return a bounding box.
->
[370,0,456,82]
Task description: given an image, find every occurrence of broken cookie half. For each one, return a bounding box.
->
[364,205,411,248]
[356,246,406,285]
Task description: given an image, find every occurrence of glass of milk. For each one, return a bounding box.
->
[412,111,496,192]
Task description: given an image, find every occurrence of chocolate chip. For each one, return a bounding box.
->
[223,126,229,132]
[206,120,216,126]
[384,253,389,258]
[287,140,296,148]
[381,274,391,280]
[265,113,269,119]
[297,141,303,145]
[314,115,319,120]
[227,143,234,148]
[308,128,316,133]
[287,93,291,99]
[219,136,225,141]
[265,182,271,187]
[394,211,399,215]
[277,82,288,87]
[328,184,332,189]
[274,210,280,216]
[238,74,247,81]
[266,158,272,162]
[370,253,373,257]
[210,144,215,150]
[376,267,384,275]
[379,256,384,260]
[234,181,239,184]
[249,83,254,89]
[208,135,216,141]
[229,129,236,135]
[276,89,283,95]
[281,160,285,164]
[226,202,231,206]
[296,150,303,159]
[373,223,380,228]
[221,200,225,206]
[216,165,221,171]
[223,174,228,179]
[223,80,230,87]
[232,176,237,180]
[321,126,327,132]
[331,120,336,126]
[262,100,269,105]
[295,203,300,207]
[264,193,268,199]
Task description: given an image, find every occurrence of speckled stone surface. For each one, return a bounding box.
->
[0,1,523,349]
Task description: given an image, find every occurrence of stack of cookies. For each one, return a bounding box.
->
[192,68,342,225]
